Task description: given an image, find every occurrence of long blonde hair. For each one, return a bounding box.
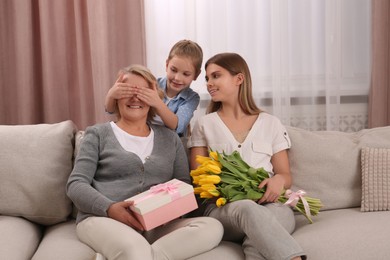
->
[115,64,163,121]
[205,53,261,115]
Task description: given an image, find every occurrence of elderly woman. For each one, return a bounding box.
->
[67,64,223,260]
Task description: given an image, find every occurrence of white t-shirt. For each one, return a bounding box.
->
[188,112,291,174]
[110,122,154,163]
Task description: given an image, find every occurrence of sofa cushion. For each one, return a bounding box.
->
[0,216,42,260]
[361,147,390,212]
[31,220,96,260]
[293,208,390,260]
[286,126,390,211]
[0,120,77,225]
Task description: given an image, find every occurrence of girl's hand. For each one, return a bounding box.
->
[107,201,144,231]
[108,73,134,100]
[257,174,285,204]
[132,82,164,108]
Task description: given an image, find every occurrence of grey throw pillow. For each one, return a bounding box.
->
[0,120,77,225]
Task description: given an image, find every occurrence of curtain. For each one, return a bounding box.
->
[144,0,371,132]
[369,0,390,127]
[0,0,145,130]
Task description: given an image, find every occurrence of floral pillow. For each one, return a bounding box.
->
[361,147,390,212]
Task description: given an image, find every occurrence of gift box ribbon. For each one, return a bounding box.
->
[133,181,181,205]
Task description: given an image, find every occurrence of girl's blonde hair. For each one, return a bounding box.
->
[167,39,203,79]
[115,64,163,121]
[205,53,261,115]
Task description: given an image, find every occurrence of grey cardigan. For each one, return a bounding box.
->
[66,122,190,224]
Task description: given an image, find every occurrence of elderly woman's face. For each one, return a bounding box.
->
[117,73,150,121]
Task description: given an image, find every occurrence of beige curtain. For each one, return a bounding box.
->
[369,0,390,128]
[0,0,145,130]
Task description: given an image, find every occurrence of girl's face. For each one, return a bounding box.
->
[117,73,150,122]
[205,63,241,103]
[165,55,196,97]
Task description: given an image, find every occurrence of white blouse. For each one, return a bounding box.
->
[189,112,291,174]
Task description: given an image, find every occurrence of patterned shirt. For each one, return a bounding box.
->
[156,77,200,136]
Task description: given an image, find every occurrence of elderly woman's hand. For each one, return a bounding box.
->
[107,201,144,231]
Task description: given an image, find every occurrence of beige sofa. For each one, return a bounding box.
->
[1,120,389,260]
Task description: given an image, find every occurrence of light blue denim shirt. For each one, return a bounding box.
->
[156,77,200,136]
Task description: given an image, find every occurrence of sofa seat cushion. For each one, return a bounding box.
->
[31,220,96,260]
[293,208,390,260]
[0,216,42,260]
[0,120,77,225]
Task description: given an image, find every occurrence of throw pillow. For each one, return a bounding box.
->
[286,125,390,211]
[0,120,77,225]
[361,147,390,212]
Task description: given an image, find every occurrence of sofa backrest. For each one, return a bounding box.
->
[0,120,77,225]
[286,125,390,211]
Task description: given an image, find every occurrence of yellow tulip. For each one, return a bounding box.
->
[216,198,227,207]
[192,174,208,184]
[204,164,221,174]
[195,155,212,165]
[199,175,221,185]
[204,159,222,169]
[208,189,220,197]
[200,191,214,199]
[200,183,217,190]
[209,151,219,161]
[193,187,204,194]
[190,167,207,176]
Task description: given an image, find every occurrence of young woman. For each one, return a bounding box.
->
[67,64,223,260]
[189,53,306,260]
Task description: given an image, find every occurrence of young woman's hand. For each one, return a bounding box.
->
[257,174,285,204]
[107,201,144,231]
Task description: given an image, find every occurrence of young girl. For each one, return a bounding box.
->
[105,40,202,137]
[189,53,306,260]
[68,64,223,260]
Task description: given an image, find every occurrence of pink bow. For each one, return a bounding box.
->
[284,189,311,219]
[150,183,180,200]
[133,182,180,204]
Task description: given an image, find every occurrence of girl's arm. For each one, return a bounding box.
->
[258,149,292,204]
[154,99,179,130]
[174,94,200,135]
[133,84,179,131]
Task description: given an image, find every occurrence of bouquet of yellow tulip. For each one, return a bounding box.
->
[191,150,323,224]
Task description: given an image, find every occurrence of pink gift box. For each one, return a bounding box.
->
[126,179,198,231]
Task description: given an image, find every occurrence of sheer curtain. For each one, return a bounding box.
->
[0,0,145,129]
[144,0,371,131]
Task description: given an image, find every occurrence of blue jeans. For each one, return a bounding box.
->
[205,200,305,260]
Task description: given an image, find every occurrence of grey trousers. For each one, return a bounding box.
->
[205,200,306,260]
[77,216,223,260]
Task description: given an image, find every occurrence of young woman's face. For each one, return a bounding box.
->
[165,56,196,97]
[117,73,150,121]
[205,63,240,103]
